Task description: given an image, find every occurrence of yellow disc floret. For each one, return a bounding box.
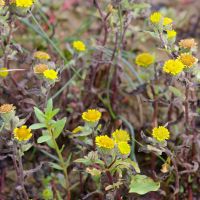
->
[117,142,131,155]
[163,17,173,26]
[33,51,50,60]
[135,53,155,67]
[167,30,177,39]
[112,129,130,143]
[0,68,9,78]
[43,69,58,80]
[95,135,115,149]
[82,109,101,123]
[15,0,34,8]
[152,126,170,142]
[150,12,162,24]
[179,38,197,49]
[178,53,198,68]
[33,64,48,74]
[72,40,86,52]
[163,59,184,75]
[0,104,14,113]
[13,125,32,141]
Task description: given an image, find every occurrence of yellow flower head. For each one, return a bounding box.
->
[152,126,170,142]
[13,125,32,141]
[95,135,115,149]
[0,0,5,7]
[33,64,48,74]
[33,51,50,60]
[167,30,177,39]
[117,142,131,155]
[135,53,155,67]
[178,53,198,68]
[15,0,34,8]
[163,59,184,75]
[0,104,14,113]
[150,12,162,24]
[163,17,173,26]
[43,69,58,80]
[82,109,101,123]
[0,68,9,78]
[72,40,86,52]
[112,129,130,143]
[179,38,197,49]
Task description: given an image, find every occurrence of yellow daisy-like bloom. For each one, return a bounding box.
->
[152,126,170,142]
[150,12,162,24]
[112,129,130,143]
[0,0,5,7]
[43,69,58,80]
[167,30,177,39]
[117,142,131,155]
[72,40,86,52]
[0,104,14,113]
[15,0,33,8]
[95,135,115,149]
[163,17,173,26]
[135,53,155,67]
[0,68,9,78]
[179,38,197,49]
[163,59,184,75]
[82,109,101,123]
[33,51,50,60]
[178,53,198,68]
[13,125,32,141]
[33,64,48,74]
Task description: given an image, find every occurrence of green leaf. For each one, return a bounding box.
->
[129,175,160,195]
[29,123,46,130]
[45,98,53,113]
[48,162,63,170]
[37,135,51,143]
[34,107,45,123]
[45,108,60,121]
[52,117,66,138]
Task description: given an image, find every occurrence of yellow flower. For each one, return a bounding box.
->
[95,135,115,149]
[112,129,130,143]
[179,38,197,49]
[150,12,162,24]
[33,51,50,60]
[163,17,173,26]
[13,125,32,141]
[43,69,58,80]
[0,104,14,113]
[135,53,155,67]
[117,142,131,155]
[72,40,86,52]
[163,59,184,75]
[82,109,101,123]
[72,126,83,134]
[15,0,33,7]
[167,30,177,39]
[0,0,5,7]
[33,64,48,74]
[178,53,198,68]
[152,126,170,142]
[0,68,9,78]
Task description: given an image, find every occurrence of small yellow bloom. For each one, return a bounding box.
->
[178,53,198,68]
[15,0,33,8]
[112,129,130,143]
[135,53,155,67]
[43,69,58,80]
[0,68,9,78]
[117,142,131,155]
[82,109,101,123]
[13,125,32,141]
[0,104,14,113]
[72,126,83,134]
[33,64,48,74]
[163,59,184,75]
[33,51,50,60]
[152,126,170,142]
[179,38,197,49]
[95,135,115,149]
[150,12,162,24]
[72,40,86,52]
[0,0,5,7]
[163,17,173,26]
[167,30,177,39]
